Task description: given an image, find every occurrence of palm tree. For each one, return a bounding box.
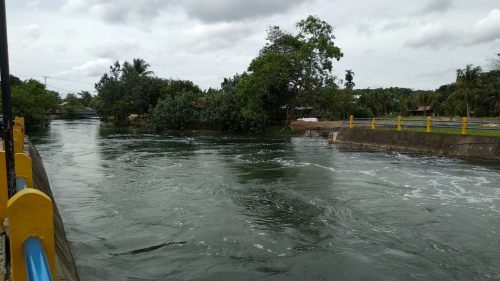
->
[123,58,154,76]
[344,69,355,90]
[132,58,154,76]
[453,64,482,118]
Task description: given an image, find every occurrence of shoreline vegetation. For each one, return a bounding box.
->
[2,16,499,136]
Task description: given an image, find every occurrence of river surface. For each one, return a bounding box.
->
[30,119,500,281]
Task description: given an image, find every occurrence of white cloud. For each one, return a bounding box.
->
[26,1,39,10]
[406,9,500,48]
[60,59,113,77]
[466,9,500,45]
[405,23,460,48]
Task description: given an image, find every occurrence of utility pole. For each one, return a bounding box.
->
[43,75,51,88]
[0,0,16,197]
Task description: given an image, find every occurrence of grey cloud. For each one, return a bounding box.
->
[64,0,172,24]
[19,24,41,41]
[87,39,140,59]
[357,23,374,36]
[418,0,453,15]
[382,21,410,32]
[179,23,257,53]
[64,0,309,24]
[182,0,309,23]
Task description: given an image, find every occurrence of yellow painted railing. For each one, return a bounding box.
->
[1,116,56,281]
[346,116,500,136]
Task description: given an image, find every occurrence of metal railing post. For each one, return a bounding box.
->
[426,117,432,133]
[461,117,468,136]
[349,115,353,128]
[7,189,56,281]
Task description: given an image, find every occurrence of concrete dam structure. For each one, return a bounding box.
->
[334,127,500,162]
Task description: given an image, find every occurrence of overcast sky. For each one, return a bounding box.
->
[5,0,500,96]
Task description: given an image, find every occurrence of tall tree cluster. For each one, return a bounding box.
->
[95,16,347,132]
[93,16,500,133]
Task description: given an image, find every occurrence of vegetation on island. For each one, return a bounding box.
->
[0,76,94,131]
[1,16,499,134]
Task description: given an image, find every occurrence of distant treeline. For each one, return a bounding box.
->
[0,75,94,131]
[91,16,499,133]
[352,67,500,119]
[2,15,499,133]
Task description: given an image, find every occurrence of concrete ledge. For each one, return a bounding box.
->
[335,128,500,162]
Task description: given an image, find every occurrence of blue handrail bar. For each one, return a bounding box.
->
[16,176,27,192]
[24,237,53,281]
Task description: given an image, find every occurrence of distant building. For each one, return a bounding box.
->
[408,105,433,116]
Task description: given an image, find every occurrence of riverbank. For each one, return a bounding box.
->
[334,127,500,162]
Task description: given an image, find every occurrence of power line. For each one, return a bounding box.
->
[45,83,73,93]
[14,74,93,86]
[48,76,91,86]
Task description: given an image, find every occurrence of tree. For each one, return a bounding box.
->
[9,75,23,87]
[150,92,198,131]
[344,69,355,90]
[8,79,60,129]
[487,54,500,71]
[123,58,154,76]
[238,15,343,127]
[94,59,167,124]
[61,93,83,119]
[78,91,93,107]
[453,64,482,118]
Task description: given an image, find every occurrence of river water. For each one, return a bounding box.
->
[29,119,500,281]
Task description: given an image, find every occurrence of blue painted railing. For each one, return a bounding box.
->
[24,237,53,281]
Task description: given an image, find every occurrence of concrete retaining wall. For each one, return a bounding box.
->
[29,143,80,281]
[335,128,500,162]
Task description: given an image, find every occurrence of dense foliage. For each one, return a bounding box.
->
[2,77,60,130]
[94,16,348,132]
[351,67,500,118]
[91,16,499,134]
